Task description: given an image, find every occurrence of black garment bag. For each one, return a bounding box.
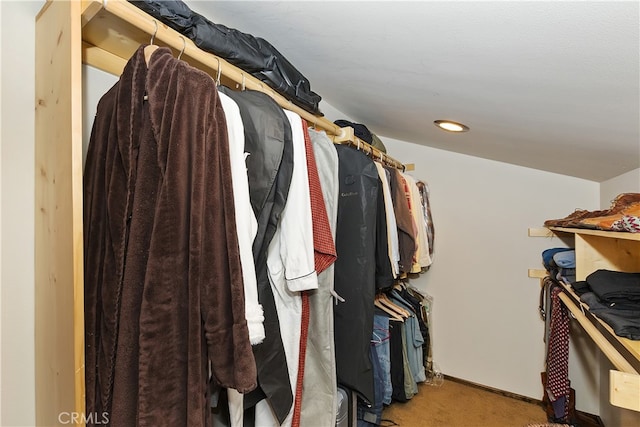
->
[129,0,323,115]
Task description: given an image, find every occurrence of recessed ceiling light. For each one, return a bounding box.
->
[434,120,469,132]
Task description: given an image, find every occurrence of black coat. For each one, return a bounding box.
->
[333,145,393,404]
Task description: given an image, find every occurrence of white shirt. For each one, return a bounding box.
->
[219,92,263,427]
[375,162,400,278]
[219,91,264,344]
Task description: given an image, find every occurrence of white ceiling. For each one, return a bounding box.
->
[187,1,639,182]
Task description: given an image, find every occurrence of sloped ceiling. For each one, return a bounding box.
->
[187,1,639,182]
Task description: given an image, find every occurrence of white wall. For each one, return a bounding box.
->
[600,168,640,208]
[1,1,42,426]
[0,2,3,422]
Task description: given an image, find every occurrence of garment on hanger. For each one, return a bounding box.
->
[545,284,570,422]
[219,92,264,345]
[402,173,432,271]
[394,172,420,273]
[374,183,394,291]
[399,321,418,399]
[395,285,430,371]
[83,46,256,426]
[416,180,435,263]
[388,319,408,403]
[300,128,340,427]
[254,110,318,427]
[356,343,385,427]
[373,312,393,405]
[218,87,294,424]
[389,290,426,384]
[386,167,416,275]
[374,163,400,278]
[333,145,392,406]
[218,92,264,427]
[290,121,337,427]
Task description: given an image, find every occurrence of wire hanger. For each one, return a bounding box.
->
[150,20,158,45]
[143,20,159,98]
[144,20,159,65]
[215,58,222,86]
[237,73,246,91]
[177,36,186,60]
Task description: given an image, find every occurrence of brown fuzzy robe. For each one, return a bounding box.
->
[83,46,256,426]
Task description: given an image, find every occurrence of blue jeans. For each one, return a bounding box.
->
[373,314,392,405]
[357,314,392,426]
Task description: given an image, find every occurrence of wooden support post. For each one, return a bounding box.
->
[35,0,85,423]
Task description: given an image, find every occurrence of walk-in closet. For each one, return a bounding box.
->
[1,1,639,426]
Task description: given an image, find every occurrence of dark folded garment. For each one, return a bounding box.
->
[580,292,640,340]
[571,280,591,296]
[334,119,373,144]
[587,269,640,305]
[129,0,323,115]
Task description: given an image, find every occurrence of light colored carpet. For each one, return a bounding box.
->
[381,379,549,427]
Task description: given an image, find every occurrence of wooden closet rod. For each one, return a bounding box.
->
[81,0,407,171]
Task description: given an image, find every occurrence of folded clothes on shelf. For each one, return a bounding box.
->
[571,269,640,340]
[542,248,576,283]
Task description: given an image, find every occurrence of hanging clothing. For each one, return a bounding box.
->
[291,122,337,427]
[396,286,430,373]
[415,181,435,263]
[374,163,400,278]
[255,110,318,427]
[400,322,418,399]
[219,87,294,425]
[390,290,426,384]
[403,173,431,271]
[333,145,393,405]
[300,128,340,427]
[386,167,416,275]
[218,92,263,427]
[83,46,256,426]
[389,320,408,403]
[357,313,391,426]
[302,124,337,277]
[219,92,264,345]
[545,285,571,422]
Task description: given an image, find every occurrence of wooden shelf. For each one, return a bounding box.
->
[547,226,640,242]
[529,226,640,412]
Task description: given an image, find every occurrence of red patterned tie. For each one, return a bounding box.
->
[291,121,337,427]
[546,285,570,421]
